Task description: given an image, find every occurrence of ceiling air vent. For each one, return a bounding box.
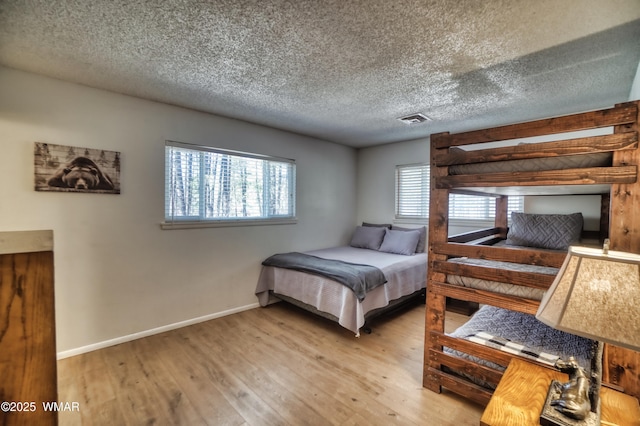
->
[398,113,431,124]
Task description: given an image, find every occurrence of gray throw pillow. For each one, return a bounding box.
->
[378,228,421,255]
[391,225,427,253]
[350,226,386,250]
[505,212,583,250]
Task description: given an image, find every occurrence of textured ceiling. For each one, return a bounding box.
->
[1,1,640,148]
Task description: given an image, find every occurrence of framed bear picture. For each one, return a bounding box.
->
[34,142,121,194]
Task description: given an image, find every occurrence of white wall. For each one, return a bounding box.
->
[630,61,640,100]
[0,67,357,355]
[356,138,429,226]
[525,196,601,231]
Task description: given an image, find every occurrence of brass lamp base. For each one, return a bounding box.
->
[540,380,600,426]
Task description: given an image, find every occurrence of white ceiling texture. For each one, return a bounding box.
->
[1,0,639,147]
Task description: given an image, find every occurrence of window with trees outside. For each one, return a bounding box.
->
[395,163,523,222]
[164,141,296,227]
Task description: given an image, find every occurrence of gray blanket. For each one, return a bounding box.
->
[262,252,387,301]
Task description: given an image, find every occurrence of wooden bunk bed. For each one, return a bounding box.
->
[423,100,640,406]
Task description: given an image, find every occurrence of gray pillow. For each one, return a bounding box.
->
[378,228,421,255]
[350,226,386,250]
[391,225,427,253]
[505,212,583,250]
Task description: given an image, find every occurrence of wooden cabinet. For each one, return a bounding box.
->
[0,230,57,426]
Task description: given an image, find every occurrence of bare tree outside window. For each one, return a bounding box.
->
[165,142,295,224]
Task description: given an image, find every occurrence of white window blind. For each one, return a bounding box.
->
[449,193,524,220]
[396,163,430,219]
[165,141,295,224]
[395,163,523,221]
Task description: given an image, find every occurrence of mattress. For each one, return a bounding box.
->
[444,305,597,389]
[445,257,559,300]
[255,246,427,335]
[449,151,612,175]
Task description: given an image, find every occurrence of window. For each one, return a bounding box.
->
[396,163,430,219]
[448,193,524,221]
[395,163,523,221]
[164,141,295,227]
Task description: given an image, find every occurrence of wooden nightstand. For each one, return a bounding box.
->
[480,358,640,426]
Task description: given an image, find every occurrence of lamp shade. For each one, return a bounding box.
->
[536,246,640,352]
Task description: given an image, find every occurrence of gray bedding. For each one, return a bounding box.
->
[449,151,611,175]
[446,257,559,300]
[261,252,387,301]
[256,246,427,335]
[445,305,597,389]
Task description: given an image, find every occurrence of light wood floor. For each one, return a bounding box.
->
[57,302,483,425]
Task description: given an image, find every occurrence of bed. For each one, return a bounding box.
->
[424,101,640,405]
[256,224,428,336]
[444,305,599,390]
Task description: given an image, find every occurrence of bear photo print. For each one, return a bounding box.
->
[34,142,121,194]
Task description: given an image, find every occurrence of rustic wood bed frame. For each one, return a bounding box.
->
[423,101,640,405]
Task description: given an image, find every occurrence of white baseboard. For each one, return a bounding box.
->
[56,302,260,359]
